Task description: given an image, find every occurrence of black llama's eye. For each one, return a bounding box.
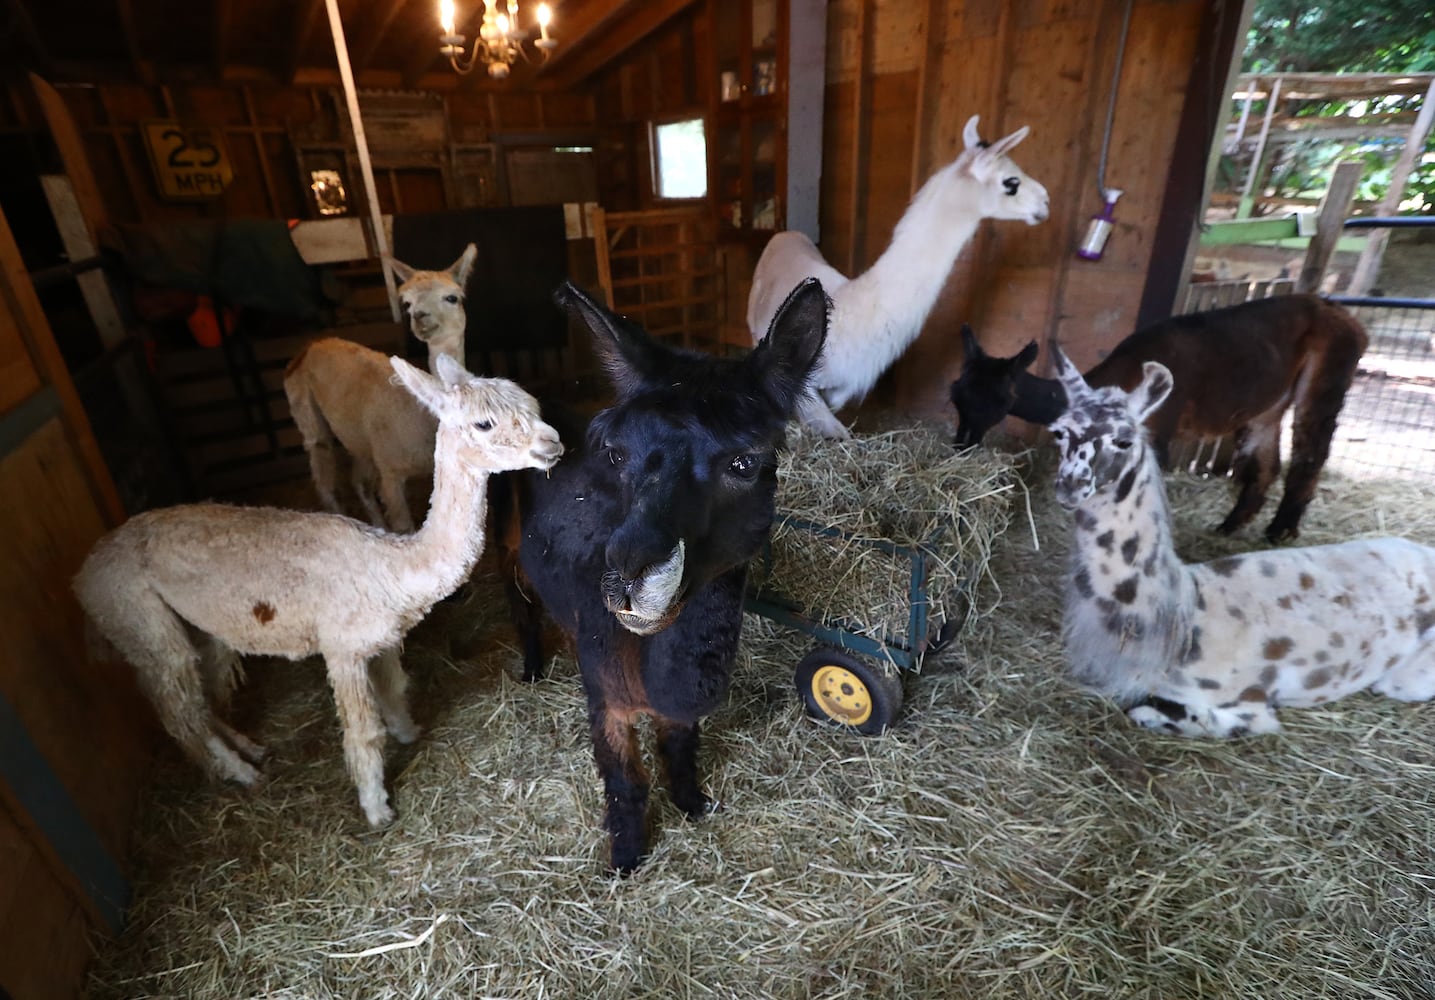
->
[1050,428,1067,443]
[444,294,460,304]
[608,447,627,467]
[1003,177,1020,196]
[475,419,494,431]
[728,453,761,479]
[1112,437,1134,450]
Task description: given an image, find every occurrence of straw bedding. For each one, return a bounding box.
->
[87,435,1435,1000]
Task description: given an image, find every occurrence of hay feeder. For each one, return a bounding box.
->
[745,513,956,733]
[746,424,1020,735]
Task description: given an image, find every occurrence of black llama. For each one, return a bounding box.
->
[948,294,1368,542]
[507,278,828,872]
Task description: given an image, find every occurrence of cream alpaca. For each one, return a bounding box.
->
[74,355,562,827]
[746,116,1049,438]
[285,244,476,531]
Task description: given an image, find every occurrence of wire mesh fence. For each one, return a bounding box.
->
[1327,298,1435,481]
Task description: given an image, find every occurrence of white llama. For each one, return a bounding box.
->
[74,355,562,826]
[1048,348,1435,738]
[284,244,476,531]
[746,115,1049,438]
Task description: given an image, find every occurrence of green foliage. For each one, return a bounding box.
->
[1227,1,1435,214]
[1245,0,1435,73]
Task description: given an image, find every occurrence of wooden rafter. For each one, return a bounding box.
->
[288,0,327,84]
[352,0,411,75]
[541,0,695,90]
[214,0,232,81]
[5,0,51,72]
[113,0,154,85]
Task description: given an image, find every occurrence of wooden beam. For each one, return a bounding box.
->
[543,0,698,90]
[844,0,871,276]
[536,0,643,75]
[112,0,155,85]
[1296,159,1363,294]
[5,0,51,73]
[351,0,411,75]
[1347,77,1435,295]
[213,0,233,81]
[288,0,326,85]
[908,0,943,197]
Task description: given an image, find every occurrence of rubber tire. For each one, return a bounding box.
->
[794,647,904,736]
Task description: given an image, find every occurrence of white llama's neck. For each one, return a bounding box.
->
[395,424,490,601]
[835,171,984,370]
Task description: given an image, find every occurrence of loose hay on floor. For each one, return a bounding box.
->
[87,458,1435,1000]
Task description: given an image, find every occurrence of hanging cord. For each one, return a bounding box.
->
[1095,0,1136,202]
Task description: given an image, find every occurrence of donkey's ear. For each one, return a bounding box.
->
[390,355,445,415]
[750,277,829,413]
[1014,340,1039,371]
[448,243,478,290]
[553,281,664,398]
[1128,361,1173,421]
[388,255,418,285]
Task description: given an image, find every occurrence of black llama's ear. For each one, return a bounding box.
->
[1014,340,1039,370]
[960,323,984,361]
[750,277,829,413]
[553,281,664,398]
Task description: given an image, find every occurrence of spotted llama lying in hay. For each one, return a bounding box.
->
[75,355,562,826]
[1047,346,1435,738]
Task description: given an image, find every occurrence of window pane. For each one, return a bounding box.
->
[654,118,708,199]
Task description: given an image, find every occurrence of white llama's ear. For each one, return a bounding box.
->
[388,255,419,285]
[449,243,478,290]
[962,115,983,151]
[1128,361,1173,421]
[390,356,445,415]
[986,125,1031,159]
[432,351,472,388]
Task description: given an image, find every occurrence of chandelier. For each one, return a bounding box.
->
[439,0,556,79]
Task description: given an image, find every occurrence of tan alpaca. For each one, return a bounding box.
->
[74,355,562,827]
[284,244,476,531]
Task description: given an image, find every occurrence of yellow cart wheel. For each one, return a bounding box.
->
[794,647,904,735]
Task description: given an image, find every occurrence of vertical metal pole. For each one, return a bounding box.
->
[324,0,400,322]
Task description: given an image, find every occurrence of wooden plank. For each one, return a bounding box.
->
[1296,159,1363,294]
[1347,77,1435,295]
[29,74,108,242]
[845,0,872,274]
[0,803,93,1000]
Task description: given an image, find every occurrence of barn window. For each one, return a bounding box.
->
[651,117,708,200]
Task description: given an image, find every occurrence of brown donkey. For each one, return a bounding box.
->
[949,294,1369,543]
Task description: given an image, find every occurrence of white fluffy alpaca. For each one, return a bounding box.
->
[284,244,476,531]
[746,116,1049,438]
[74,355,562,827]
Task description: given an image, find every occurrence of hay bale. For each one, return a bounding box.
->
[760,424,1023,655]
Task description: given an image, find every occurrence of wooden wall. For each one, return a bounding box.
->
[0,79,598,227]
[821,0,1230,425]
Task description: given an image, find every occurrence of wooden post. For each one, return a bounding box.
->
[1346,77,1435,296]
[1296,159,1363,294]
[844,0,871,276]
[323,0,400,324]
[1238,75,1280,219]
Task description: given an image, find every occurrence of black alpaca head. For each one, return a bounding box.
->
[949,324,1040,449]
[554,278,828,635]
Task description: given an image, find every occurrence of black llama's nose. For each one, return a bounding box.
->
[605,523,679,583]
